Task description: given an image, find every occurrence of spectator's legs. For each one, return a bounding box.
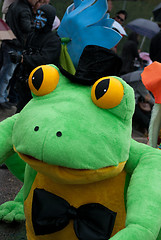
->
[8,76,19,105]
[133,104,151,134]
[0,42,17,106]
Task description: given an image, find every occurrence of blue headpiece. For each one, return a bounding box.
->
[58,0,122,67]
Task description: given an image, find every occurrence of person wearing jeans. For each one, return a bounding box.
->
[0,0,37,109]
[0,42,19,108]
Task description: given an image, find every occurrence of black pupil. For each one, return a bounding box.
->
[34,126,39,131]
[32,68,43,91]
[56,131,62,137]
[95,78,110,100]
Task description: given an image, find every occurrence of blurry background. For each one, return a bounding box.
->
[49,0,161,55]
[0,0,160,55]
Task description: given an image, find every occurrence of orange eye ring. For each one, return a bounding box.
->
[91,76,124,109]
[28,65,59,96]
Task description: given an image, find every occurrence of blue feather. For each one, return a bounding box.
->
[58,0,122,67]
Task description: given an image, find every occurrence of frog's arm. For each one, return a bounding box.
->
[0,115,26,222]
[0,114,26,182]
[110,139,161,240]
[0,114,18,163]
[5,153,26,182]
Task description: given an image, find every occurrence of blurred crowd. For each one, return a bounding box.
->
[0,0,160,136]
[107,1,155,136]
[0,0,61,112]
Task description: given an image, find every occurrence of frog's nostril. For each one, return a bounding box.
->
[56,131,62,137]
[34,126,39,131]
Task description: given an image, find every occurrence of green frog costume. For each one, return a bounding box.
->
[0,64,161,239]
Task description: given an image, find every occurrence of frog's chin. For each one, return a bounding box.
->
[15,148,126,184]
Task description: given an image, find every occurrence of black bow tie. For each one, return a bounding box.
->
[32,188,117,240]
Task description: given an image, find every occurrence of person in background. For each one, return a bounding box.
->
[120,31,141,75]
[149,30,161,63]
[33,0,60,30]
[0,0,37,109]
[33,0,49,14]
[1,0,15,20]
[7,0,51,106]
[113,9,128,53]
[107,0,112,13]
[7,0,60,106]
[113,10,128,26]
[9,4,61,112]
[121,70,154,135]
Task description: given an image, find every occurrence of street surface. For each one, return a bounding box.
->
[0,106,26,240]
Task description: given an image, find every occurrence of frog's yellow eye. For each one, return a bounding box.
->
[28,65,59,96]
[91,76,124,109]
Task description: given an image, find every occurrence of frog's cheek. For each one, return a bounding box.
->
[28,65,59,96]
[91,76,124,109]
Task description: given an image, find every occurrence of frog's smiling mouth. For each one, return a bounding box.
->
[15,148,126,184]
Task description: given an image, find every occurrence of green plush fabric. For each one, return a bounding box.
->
[122,139,161,240]
[1,65,161,240]
[0,114,18,163]
[12,71,135,170]
[23,165,37,201]
[5,153,26,182]
[0,113,26,182]
[0,114,26,222]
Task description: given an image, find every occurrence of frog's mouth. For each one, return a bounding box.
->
[15,147,126,184]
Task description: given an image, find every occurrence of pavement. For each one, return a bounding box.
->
[0,106,17,122]
[0,106,148,240]
[0,169,25,240]
[0,106,26,240]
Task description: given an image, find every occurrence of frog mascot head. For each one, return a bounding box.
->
[1,64,161,240]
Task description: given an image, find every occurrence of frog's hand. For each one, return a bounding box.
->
[0,114,18,163]
[113,139,161,240]
[0,186,25,222]
[149,103,161,148]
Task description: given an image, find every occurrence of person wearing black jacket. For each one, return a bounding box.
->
[10,4,61,112]
[0,0,36,109]
[149,30,161,63]
[5,0,36,50]
[120,32,141,75]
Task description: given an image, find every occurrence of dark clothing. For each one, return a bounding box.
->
[5,0,34,50]
[150,31,161,63]
[0,0,34,106]
[15,4,61,112]
[121,32,140,75]
[121,70,154,133]
[23,30,61,73]
[22,3,61,72]
[133,102,151,133]
[15,30,61,112]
